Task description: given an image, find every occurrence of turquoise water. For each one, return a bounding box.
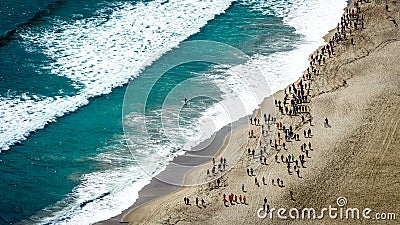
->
[0,0,346,224]
[0,87,124,223]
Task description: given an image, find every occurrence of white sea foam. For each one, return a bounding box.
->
[36,166,153,225]
[1,0,234,151]
[0,94,88,151]
[35,116,186,225]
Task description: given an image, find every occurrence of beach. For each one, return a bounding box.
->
[99,1,400,224]
[1,0,355,223]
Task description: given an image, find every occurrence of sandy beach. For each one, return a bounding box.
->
[98,1,399,224]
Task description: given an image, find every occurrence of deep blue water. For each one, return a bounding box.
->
[0,0,342,224]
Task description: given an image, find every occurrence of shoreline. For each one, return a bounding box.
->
[95,107,261,224]
[96,92,277,225]
[100,1,400,224]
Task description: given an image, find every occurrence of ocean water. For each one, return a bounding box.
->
[0,0,347,224]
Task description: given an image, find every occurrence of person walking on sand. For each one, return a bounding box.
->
[196,197,199,206]
[296,169,302,178]
[223,197,228,206]
[201,198,205,207]
[300,155,306,168]
[242,183,245,192]
[243,196,247,204]
[287,163,292,175]
[307,128,311,137]
[324,118,329,127]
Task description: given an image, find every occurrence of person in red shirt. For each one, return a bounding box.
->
[223,197,228,207]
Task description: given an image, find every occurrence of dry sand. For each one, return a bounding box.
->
[103,1,400,224]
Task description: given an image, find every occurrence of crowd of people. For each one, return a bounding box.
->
[182,0,368,212]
